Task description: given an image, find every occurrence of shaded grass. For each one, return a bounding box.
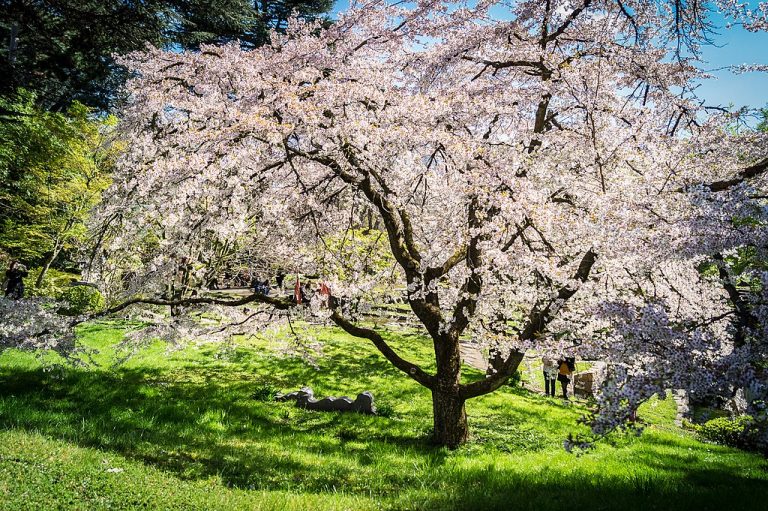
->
[0,321,767,510]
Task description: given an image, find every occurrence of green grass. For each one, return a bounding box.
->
[1,321,767,510]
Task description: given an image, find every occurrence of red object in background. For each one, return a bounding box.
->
[294,277,301,304]
[319,281,331,307]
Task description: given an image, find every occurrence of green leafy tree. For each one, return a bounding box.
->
[0,90,116,285]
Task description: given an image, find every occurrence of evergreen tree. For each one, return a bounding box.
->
[170,0,333,50]
[0,0,332,111]
[758,105,768,133]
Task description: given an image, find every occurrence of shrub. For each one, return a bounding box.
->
[681,418,698,431]
[24,268,81,299]
[695,415,754,448]
[251,383,279,401]
[57,285,105,315]
[507,370,523,388]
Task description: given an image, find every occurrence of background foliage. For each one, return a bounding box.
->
[0,90,114,280]
[0,0,333,110]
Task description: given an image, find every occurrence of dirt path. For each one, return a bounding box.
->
[459,342,487,371]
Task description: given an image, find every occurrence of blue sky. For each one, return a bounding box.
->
[694,19,768,109]
[330,1,767,109]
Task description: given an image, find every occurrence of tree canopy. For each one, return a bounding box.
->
[0,0,333,110]
[77,0,768,448]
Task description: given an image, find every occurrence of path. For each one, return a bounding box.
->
[459,341,487,371]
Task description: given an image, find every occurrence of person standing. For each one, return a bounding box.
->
[557,358,574,400]
[542,356,558,397]
[4,260,28,299]
[253,276,270,296]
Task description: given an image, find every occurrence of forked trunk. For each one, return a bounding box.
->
[432,389,468,449]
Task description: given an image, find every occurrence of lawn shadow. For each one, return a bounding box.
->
[407,459,768,511]
[0,364,445,492]
[1,364,767,509]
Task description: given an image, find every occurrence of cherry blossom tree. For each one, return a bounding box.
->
[10,0,768,448]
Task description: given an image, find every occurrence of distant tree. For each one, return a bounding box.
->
[0,0,332,110]
[0,90,115,282]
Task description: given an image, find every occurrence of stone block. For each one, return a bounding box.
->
[275,386,314,402]
[276,387,376,414]
[573,371,595,397]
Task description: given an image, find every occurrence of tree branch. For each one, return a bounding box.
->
[461,249,597,399]
[330,311,435,389]
[425,246,468,280]
[288,145,422,272]
[449,196,489,338]
[501,219,532,252]
[705,157,768,192]
[285,145,443,335]
[100,292,291,317]
[545,0,592,44]
[460,56,546,73]
[87,291,437,390]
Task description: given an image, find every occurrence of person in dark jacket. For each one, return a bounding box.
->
[557,358,575,400]
[4,260,28,299]
[252,276,270,296]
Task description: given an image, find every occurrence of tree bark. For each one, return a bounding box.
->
[9,23,19,66]
[431,333,467,448]
[462,350,526,399]
[432,387,468,449]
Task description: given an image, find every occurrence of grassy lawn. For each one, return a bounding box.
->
[0,321,767,510]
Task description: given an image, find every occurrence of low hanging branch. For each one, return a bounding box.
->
[82,292,438,391]
[100,292,292,316]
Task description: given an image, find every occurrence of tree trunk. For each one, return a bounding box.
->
[9,23,19,65]
[35,242,61,288]
[432,388,468,448]
[431,333,468,448]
